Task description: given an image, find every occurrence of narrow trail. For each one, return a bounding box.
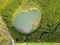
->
[40,22,60,38]
[0,16,14,45]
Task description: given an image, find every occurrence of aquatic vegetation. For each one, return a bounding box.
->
[14,10,41,34]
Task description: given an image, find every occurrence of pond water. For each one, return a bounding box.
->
[14,10,41,34]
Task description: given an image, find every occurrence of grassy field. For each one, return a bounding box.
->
[15,43,60,45]
[0,0,60,43]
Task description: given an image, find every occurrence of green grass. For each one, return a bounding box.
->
[0,0,60,43]
[15,43,59,45]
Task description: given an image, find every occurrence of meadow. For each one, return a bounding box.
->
[0,0,60,43]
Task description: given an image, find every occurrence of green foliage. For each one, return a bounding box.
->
[1,0,60,42]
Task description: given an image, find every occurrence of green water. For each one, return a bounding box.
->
[14,10,41,34]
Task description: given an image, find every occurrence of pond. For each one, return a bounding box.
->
[14,10,41,34]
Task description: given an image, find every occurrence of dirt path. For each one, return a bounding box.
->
[0,16,14,45]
